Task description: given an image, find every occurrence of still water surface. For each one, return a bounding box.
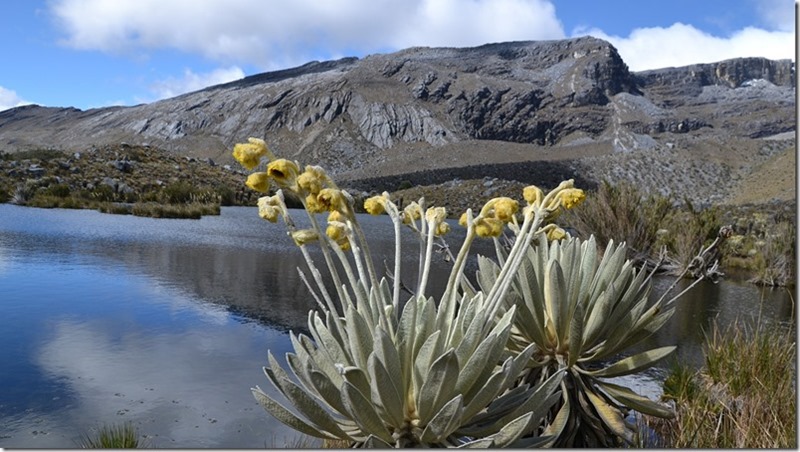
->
[0,204,794,447]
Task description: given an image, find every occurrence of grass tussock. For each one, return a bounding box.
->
[131,201,220,219]
[78,422,147,448]
[647,319,796,448]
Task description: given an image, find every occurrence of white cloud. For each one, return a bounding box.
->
[0,86,32,111]
[577,22,795,71]
[149,66,245,100]
[49,0,565,70]
[47,0,794,76]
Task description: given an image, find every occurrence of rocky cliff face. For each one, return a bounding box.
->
[0,37,794,206]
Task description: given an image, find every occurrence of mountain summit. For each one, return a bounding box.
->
[0,36,794,205]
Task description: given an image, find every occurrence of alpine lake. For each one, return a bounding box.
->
[0,204,794,448]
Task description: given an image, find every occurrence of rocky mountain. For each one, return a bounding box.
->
[0,36,794,206]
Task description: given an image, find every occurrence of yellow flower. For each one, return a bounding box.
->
[297,165,329,195]
[558,188,585,210]
[328,210,346,223]
[317,188,346,213]
[402,202,422,224]
[523,185,543,206]
[425,206,447,225]
[326,223,346,242]
[291,229,319,246]
[546,226,567,241]
[257,196,281,222]
[435,221,450,236]
[364,195,386,215]
[492,197,518,222]
[245,172,270,193]
[232,138,271,170]
[459,212,469,227]
[267,159,300,189]
[475,217,504,238]
[305,193,326,214]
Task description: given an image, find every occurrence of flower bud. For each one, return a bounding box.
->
[546,226,567,241]
[558,188,585,210]
[317,188,346,213]
[475,217,504,238]
[257,196,281,222]
[523,185,543,206]
[232,138,271,170]
[297,167,326,195]
[364,195,386,215]
[267,159,300,189]
[291,229,319,246]
[492,197,518,222]
[245,172,270,193]
[305,193,326,214]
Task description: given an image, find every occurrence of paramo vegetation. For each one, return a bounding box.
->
[231,137,736,447]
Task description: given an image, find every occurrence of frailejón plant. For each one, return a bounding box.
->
[231,137,585,447]
[478,233,680,446]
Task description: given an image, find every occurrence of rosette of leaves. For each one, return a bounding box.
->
[477,234,676,447]
[252,283,565,447]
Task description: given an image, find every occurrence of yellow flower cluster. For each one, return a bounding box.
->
[235,136,586,248]
[233,137,352,250]
[460,197,519,238]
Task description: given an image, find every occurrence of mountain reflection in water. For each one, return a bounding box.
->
[0,204,793,447]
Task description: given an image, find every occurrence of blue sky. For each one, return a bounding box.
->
[0,0,795,111]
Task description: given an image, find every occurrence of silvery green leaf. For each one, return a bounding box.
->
[544,259,567,346]
[582,287,613,348]
[511,434,555,448]
[588,346,676,378]
[493,369,564,433]
[414,330,442,387]
[622,307,675,350]
[584,385,630,442]
[417,349,459,423]
[252,386,338,440]
[342,365,371,397]
[307,369,349,416]
[397,295,418,369]
[568,300,585,367]
[367,353,405,427]
[415,296,436,351]
[476,255,500,293]
[296,332,344,387]
[264,367,350,439]
[362,434,393,448]
[460,358,509,420]
[542,390,570,440]
[455,332,504,395]
[457,437,495,448]
[454,304,488,365]
[480,411,534,448]
[597,381,675,418]
[345,305,373,369]
[341,381,394,444]
[420,394,464,443]
[310,313,350,366]
[373,328,403,393]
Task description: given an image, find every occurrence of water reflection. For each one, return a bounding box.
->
[0,204,794,447]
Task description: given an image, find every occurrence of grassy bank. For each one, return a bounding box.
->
[645,319,796,448]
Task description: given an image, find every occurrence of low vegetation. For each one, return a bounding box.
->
[77,422,146,449]
[0,144,253,218]
[646,319,796,448]
[563,180,795,286]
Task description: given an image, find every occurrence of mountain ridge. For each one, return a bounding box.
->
[0,36,794,206]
